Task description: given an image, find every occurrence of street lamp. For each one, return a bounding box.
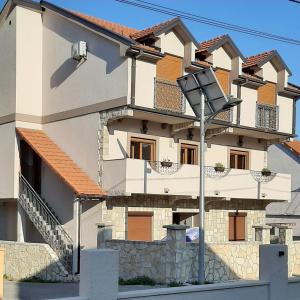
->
[177,67,242,284]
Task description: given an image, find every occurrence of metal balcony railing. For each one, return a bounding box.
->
[256,103,279,131]
[154,78,185,114]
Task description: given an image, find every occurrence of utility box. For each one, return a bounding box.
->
[71,41,87,61]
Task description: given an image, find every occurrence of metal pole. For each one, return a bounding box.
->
[198,92,205,284]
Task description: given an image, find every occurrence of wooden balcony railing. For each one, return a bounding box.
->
[154,78,185,114]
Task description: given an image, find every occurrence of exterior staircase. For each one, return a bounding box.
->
[18,174,73,273]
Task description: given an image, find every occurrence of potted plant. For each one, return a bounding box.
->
[214,162,225,172]
[161,158,172,168]
[261,167,271,177]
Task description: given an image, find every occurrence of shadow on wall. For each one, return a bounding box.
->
[46,13,124,89]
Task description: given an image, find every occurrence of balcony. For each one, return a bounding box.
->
[103,159,291,201]
[256,103,279,131]
[154,78,185,114]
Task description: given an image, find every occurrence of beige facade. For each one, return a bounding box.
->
[0,1,299,272]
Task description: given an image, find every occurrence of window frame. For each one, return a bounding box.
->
[130,137,156,161]
[228,212,247,242]
[180,143,198,165]
[229,149,250,170]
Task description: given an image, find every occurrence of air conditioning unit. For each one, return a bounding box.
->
[71,41,87,61]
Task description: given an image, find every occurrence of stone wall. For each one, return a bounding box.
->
[101,196,267,242]
[103,224,263,284]
[0,241,75,282]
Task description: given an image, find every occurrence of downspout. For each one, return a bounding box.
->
[292,97,300,136]
[130,50,144,105]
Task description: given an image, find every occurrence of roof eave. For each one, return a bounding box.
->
[207,35,245,61]
[40,1,137,47]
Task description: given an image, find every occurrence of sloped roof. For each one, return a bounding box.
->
[284,141,300,157]
[243,50,275,69]
[70,11,138,38]
[16,128,105,197]
[130,17,178,40]
[198,35,227,52]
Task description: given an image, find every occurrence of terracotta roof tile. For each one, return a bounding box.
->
[285,141,300,156]
[16,128,105,197]
[198,35,227,52]
[243,50,275,69]
[70,11,138,38]
[130,17,178,40]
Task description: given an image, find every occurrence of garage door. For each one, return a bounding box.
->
[128,213,152,241]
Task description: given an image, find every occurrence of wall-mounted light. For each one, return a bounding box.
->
[164,187,170,194]
[214,190,220,196]
[238,135,244,147]
[141,120,148,134]
[187,129,194,140]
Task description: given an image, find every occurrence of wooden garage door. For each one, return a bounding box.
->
[128,213,152,241]
[215,69,230,95]
[156,54,183,82]
[258,82,276,105]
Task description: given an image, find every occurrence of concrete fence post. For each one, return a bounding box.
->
[0,248,4,300]
[253,225,271,244]
[79,249,119,300]
[259,244,288,300]
[163,224,188,284]
[96,223,112,249]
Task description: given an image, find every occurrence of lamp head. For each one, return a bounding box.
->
[222,97,242,110]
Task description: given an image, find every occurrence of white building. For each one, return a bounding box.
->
[0,0,299,273]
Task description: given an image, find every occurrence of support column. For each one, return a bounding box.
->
[163,224,188,284]
[73,198,81,274]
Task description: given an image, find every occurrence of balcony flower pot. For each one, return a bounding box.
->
[261,168,271,177]
[214,163,225,173]
[161,161,173,168]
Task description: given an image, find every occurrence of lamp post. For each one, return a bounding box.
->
[177,68,242,284]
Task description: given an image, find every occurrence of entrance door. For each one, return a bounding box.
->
[20,140,42,194]
[128,212,152,241]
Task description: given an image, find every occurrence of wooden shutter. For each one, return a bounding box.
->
[228,215,235,241]
[228,213,246,241]
[258,82,276,105]
[156,54,183,82]
[235,215,246,241]
[128,213,152,241]
[215,69,230,95]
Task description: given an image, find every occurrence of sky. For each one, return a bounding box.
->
[1,0,300,136]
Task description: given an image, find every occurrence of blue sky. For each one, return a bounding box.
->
[2,0,300,136]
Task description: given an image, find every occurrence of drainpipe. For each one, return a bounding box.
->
[73,197,81,274]
[130,50,144,105]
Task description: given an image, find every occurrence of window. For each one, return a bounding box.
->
[229,212,246,241]
[130,137,156,161]
[230,150,249,170]
[181,144,198,165]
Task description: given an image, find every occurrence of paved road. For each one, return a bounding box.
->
[3,281,163,300]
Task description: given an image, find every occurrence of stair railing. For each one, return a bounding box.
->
[18,174,73,272]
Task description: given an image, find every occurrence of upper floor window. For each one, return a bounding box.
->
[181,144,198,165]
[257,82,276,106]
[230,150,249,170]
[130,137,156,161]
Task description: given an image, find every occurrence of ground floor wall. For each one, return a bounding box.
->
[0,201,17,241]
[101,196,268,242]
